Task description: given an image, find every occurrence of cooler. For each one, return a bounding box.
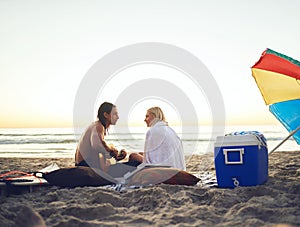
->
[214,132,268,188]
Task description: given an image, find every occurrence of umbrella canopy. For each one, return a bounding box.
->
[252,48,300,145]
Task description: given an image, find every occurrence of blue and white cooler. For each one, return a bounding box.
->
[214,131,268,188]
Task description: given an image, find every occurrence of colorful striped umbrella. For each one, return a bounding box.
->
[252,49,300,151]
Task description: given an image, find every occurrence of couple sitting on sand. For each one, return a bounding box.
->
[75,102,186,178]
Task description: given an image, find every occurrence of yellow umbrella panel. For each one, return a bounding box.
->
[252,68,300,105]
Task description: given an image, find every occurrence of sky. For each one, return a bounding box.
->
[0,0,300,128]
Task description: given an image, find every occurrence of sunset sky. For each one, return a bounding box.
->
[1,1,299,128]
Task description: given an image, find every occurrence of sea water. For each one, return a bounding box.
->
[0,125,298,158]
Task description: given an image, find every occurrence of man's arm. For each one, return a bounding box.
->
[90,124,117,156]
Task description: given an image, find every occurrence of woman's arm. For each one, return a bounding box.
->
[144,127,168,164]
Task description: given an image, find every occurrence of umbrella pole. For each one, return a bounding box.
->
[269,125,300,155]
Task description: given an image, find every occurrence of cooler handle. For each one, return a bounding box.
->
[223,148,244,164]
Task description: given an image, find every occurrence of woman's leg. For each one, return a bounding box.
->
[129,152,143,163]
[107,162,137,178]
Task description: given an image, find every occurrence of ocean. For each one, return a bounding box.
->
[0,124,298,158]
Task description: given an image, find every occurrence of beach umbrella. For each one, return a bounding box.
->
[251,48,300,153]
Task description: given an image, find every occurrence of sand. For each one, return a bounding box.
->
[0,151,299,227]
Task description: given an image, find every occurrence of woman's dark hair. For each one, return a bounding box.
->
[97,102,115,128]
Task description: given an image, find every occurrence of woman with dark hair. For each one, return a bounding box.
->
[75,102,138,177]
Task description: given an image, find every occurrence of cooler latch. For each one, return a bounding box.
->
[223,148,244,164]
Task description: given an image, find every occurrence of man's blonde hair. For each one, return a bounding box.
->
[147,107,166,121]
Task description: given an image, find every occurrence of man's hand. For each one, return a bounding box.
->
[109,149,118,159]
[114,149,127,161]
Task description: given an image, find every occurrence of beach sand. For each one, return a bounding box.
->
[0,151,299,227]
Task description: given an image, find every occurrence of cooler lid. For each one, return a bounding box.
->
[214,134,266,147]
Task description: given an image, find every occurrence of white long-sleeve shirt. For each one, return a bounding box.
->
[143,121,186,170]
